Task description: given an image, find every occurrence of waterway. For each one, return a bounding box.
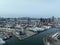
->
[6,27,60,45]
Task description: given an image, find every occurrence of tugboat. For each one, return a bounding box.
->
[3,34,12,40]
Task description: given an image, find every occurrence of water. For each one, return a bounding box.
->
[6,27,60,45]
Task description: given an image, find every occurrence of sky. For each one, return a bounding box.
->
[0,0,60,18]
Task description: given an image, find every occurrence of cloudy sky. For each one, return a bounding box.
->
[0,0,59,18]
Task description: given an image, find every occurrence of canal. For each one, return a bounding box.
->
[6,27,60,45]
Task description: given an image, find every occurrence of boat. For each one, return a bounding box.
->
[43,32,60,45]
[0,38,5,45]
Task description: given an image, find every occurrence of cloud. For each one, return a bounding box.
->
[0,0,59,17]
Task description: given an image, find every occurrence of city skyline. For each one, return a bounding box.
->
[0,0,59,18]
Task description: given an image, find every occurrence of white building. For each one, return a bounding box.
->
[30,27,45,32]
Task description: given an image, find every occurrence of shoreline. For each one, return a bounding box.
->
[13,27,52,40]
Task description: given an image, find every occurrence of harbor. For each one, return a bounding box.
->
[0,25,52,45]
[13,25,51,40]
[5,27,60,45]
[0,16,59,45]
[0,16,56,45]
[0,0,60,45]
